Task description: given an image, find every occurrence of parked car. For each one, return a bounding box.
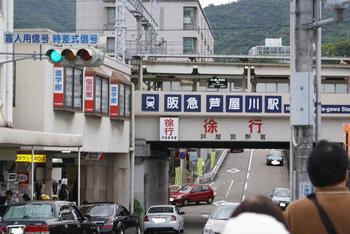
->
[169,184,215,206]
[0,201,99,234]
[202,202,239,234]
[0,205,8,218]
[271,187,291,210]
[80,202,141,234]
[144,205,184,234]
[266,150,284,166]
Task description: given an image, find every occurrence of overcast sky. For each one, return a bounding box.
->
[199,0,236,8]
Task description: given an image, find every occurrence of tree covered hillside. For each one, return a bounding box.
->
[205,0,350,55]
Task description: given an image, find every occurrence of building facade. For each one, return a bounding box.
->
[76,0,215,56]
[8,28,133,207]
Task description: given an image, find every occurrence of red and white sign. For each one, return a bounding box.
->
[84,76,94,112]
[53,65,64,108]
[110,83,119,117]
[160,117,179,141]
[248,119,262,133]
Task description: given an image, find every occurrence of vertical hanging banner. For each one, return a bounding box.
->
[84,75,94,112]
[160,117,179,141]
[53,65,64,108]
[110,83,119,117]
[197,157,203,176]
[210,151,216,169]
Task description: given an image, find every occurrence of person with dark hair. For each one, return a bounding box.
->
[22,193,30,202]
[221,195,289,234]
[0,190,14,205]
[231,195,289,230]
[285,140,350,234]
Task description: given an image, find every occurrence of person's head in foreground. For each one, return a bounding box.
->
[307,140,348,188]
[231,195,289,230]
[221,212,289,234]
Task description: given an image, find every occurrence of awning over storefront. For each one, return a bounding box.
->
[111,71,132,85]
[0,127,83,147]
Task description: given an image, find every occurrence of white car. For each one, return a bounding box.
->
[144,205,185,234]
[203,202,239,234]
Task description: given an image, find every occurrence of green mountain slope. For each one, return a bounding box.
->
[205,0,350,54]
[14,0,75,32]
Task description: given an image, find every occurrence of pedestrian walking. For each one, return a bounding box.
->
[0,190,15,205]
[58,178,69,201]
[284,140,350,234]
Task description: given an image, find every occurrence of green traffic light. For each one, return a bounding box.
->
[50,50,62,63]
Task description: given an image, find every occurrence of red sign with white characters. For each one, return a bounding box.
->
[53,64,64,108]
[109,83,119,117]
[84,75,94,112]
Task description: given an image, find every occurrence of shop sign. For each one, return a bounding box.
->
[84,76,94,112]
[110,83,119,117]
[208,77,227,89]
[16,154,46,163]
[159,117,179,141]
[17,171,29,184]
[53,65,64,107]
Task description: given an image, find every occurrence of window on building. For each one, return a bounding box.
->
[107,37,115,53]
[183,7,196,30]
[183,37,197,54]
[106,7,115,30]
[94,76,109,115]
[64,67,83,110]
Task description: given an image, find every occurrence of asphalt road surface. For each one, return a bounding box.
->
[179,149,289,234]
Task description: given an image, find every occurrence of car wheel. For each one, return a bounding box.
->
[183,199,189,206]
[207,197,213,204]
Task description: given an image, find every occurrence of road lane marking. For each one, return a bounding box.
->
[210,182,214,186]
[225,179,234,198]
[241,149,254,202]
[226,168,240,174]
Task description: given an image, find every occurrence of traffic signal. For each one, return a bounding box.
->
[46,47,105,67]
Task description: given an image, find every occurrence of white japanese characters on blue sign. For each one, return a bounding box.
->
[207,95,224,112]
[4,32,98,45]
[142,94,159,111]
[110,85,118,105]
[53,67,64,93]
[165,95,181,112]
[184,95,201,112]
[265,96,282,113]
[245,96,262,112]
[226,95,243,112]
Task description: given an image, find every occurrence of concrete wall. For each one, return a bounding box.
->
[0,1,13,126]
[13,42,131,153]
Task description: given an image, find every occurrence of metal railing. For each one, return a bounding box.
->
[195,149,229,184]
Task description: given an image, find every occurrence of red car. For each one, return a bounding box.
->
[169,184,215,206]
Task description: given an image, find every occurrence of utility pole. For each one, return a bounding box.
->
[290,0,315,200]
[290,0,350,200]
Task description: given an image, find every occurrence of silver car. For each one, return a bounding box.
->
[144,205,185,234]
[202,202,239,234]
[271,187,291,210]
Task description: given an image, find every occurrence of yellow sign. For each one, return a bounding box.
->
[16,154,46,163]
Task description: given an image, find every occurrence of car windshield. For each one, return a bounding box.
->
[148,207,174,213]
[178,185,191,193]
[3,204,54,220]
[268,151,282,158]
[211,205,237,220]
[80,204,114,217]
[274,189,290,197]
